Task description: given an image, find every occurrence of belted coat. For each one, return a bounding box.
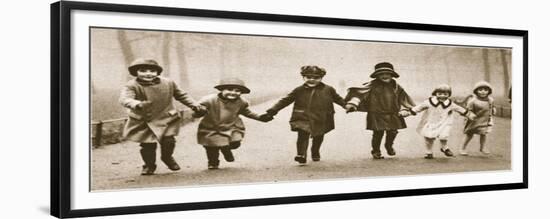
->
[119,77,200,143]
[196,94,262,147]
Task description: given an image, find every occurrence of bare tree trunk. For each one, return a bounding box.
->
[219,42,226,80]
[482,48,491,82]
[500,49,511,95]
[176,38,190,89]
[443,57,451,84]
[161,32,172,77]
[117,30,134,81]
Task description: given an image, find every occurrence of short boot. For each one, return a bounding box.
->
[160,137,180,171]
[221,147,235,162]
[311,135,324,161]
[204,146,220,169]
[371,131,384,159]
[296,131,310,163]
[140,143,157,175]
[384,130,398,156]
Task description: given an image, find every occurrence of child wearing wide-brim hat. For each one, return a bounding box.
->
[369,62,400,79]
[193,77,271,169]
[460,81,496,155]
[345,62,415,159]
[120,58,206,175]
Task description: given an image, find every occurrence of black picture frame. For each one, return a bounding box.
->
[51,1,528,218]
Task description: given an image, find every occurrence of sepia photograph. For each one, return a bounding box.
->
[50,1,526,217]
[90,27,512,191]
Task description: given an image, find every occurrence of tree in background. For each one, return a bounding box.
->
[482,48,491,82]
[117,30,135,81]
[500,49,511,95]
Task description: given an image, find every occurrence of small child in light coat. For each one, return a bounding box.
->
[460,81,496,155]
[403,84,476,159]
[193,77,272,169]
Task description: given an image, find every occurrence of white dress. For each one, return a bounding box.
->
[412,97,469,139]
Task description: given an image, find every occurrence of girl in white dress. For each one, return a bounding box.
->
[403,84,475,159]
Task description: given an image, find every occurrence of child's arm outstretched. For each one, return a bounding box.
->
[191,96,211,118]
[330,86,347,109]
[399,99,430,117]
[171,80,207,113]
[264,88,298,117]
[397,86,416,116]
[402,100,429,117]
[452,103,476,120]
[240,102,272,122]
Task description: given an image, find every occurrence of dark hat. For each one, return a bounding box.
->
[432,84,452,96]
[214,77,251,94]
[128,58,163,76]
[370,62,399,78]
[300,65,326,77]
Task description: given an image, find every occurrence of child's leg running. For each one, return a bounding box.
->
[439,139,449,150]
[220,146,235,162]
[159,136,180,171]
[424,137,435,154]
[384,130,398,156]
[139,143,157,175]
[203,146,220,169]
[229,141,241,150]
[460,133,474,155]
[295,130,309,163]
[439,139,454,157]
[371,131,384,158]
[311,134,324,161]
[479,134,490,154]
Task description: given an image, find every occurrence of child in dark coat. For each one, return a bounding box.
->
[263,66,347,165]
[119,58,206,175]
[345,62,415,159]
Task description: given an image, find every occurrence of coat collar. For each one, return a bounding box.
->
[302,82,325,89]
[365,79,399,93]
[136,77,161,86]
[429,96,451,108]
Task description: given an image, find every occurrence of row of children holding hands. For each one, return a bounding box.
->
[120,58,496,175]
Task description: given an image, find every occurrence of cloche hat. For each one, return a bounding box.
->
[473,81,493,95]
[128,58,163,76]
[214,77,251,94]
